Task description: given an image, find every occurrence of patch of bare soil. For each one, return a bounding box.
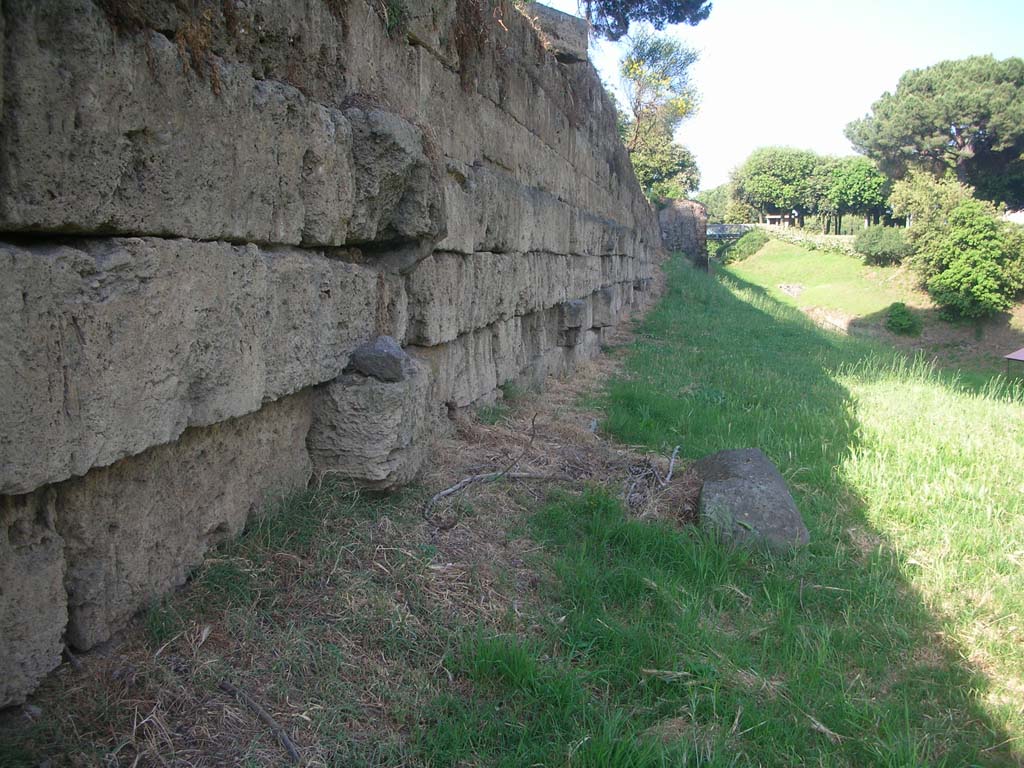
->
[0,276,700,767]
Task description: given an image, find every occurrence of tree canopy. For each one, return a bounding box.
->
[619,29,698,153]
[582,0,712,41]
[728,149,888,231]
[731,147,819,219]
[845,56,1024,207]
[617,30,700,201]
[628,128,700,198]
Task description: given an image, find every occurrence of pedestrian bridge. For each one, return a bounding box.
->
[706,223,754,240]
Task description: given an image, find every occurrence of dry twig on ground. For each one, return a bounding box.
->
[218,680,301,763]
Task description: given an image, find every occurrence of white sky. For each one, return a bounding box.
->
[542,0,1024,191]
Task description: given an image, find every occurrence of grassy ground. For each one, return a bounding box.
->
[726,238,1024,378]
[4,258,1023,766]
[727,238,915,317]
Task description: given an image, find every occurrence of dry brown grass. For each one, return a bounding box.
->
[1,276,701,766]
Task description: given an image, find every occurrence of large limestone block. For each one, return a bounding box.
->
[0,238,382,495]
[0,4,349,245]
[438,164,574,256]
[529,4,589,63]
[0,3,443,248]
[693,449,809,552]
[0,491,67,708]
[345,107,446,247]
[307,361,434,489]
[56,392,313,650]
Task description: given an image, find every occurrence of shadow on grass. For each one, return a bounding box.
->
[570,258,1020,765]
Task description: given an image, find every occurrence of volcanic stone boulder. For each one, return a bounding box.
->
[693,448,809,551]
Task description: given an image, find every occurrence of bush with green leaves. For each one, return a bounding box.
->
[884,302,922,335]
[854,225,913,265]
[729,229,769,261]
[710,229,769,263]
[921,199,1024,318]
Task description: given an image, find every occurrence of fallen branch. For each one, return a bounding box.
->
[423,471,574,521]
[219,680,301,763]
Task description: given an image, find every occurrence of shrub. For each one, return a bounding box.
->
[884,302,922,336]
[724,229,769,262]
[854,225,913,265]
[922,199,1024,318]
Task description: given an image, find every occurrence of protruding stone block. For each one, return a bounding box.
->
[560,298,591,329]
[592,285,620,328]
[307,359,434,489]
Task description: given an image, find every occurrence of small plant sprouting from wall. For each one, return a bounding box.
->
[375,0,410,38]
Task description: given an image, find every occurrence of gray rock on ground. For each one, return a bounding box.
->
[693,448,809,552]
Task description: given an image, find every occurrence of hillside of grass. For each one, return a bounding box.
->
[726,236,1024,378]
[727,238,921,317]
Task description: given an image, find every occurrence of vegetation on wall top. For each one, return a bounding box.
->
[582,0,712,40]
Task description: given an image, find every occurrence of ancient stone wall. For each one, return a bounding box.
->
[0,0,662,706]
[659,200,708,268]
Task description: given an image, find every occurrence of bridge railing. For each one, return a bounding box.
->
[706,223,754,239]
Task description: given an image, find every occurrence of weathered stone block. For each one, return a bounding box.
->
[0,3,445,250]
[560,298,591,329]
[0,5,346,245]
[307,360,433,489]
[345,108,446,248]
[0,491,66,708]
[57,392,313,650]
[528,4,590,63]
[0,238,383,495]
[592,285,621,328]
[693,449,809,552]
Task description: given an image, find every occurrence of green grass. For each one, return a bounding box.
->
[6,257,1024,766]
[418,257,1024,766]
[597,258,1024,763]
[729,238,916,317]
